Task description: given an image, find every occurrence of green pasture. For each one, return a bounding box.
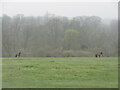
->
[2,57,118,88]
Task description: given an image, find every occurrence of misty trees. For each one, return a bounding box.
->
[2,14,118,57]
[2,15,12,57]
[64,29,80,50]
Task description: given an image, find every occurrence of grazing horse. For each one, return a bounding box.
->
[95,52,103,58]
[15,52,21,57]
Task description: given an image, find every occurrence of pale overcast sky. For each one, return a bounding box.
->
[1,1,118,19]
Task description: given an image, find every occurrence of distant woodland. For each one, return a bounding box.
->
[1,14,118,57]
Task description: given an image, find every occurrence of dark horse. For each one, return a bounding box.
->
[95,52,103,58]
[15,52,21,57]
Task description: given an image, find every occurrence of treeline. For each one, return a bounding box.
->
[2,14,118,57]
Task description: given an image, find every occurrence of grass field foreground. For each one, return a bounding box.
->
[2,57,118,88]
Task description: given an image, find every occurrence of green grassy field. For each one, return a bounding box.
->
[2,57,118,88]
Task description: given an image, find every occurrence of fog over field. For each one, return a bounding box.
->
[1,2,118,57]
